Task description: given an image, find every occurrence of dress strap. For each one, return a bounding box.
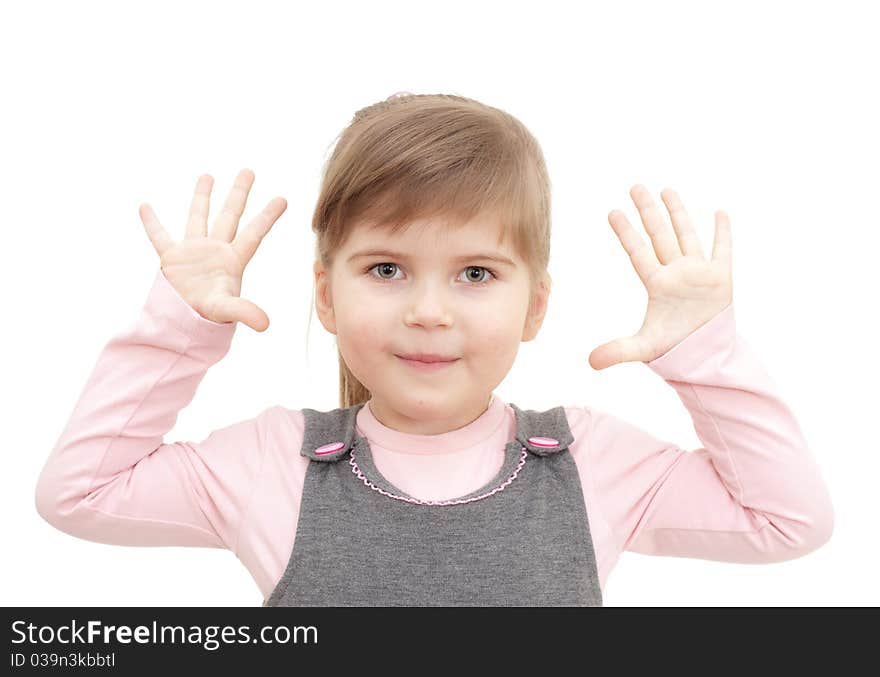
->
[299,402,366,462]
[508,403,575,457]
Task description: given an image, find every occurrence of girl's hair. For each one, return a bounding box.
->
[310,93,553,409]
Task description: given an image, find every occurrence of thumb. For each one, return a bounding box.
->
[213,297,270,332]
[588,336,644,371]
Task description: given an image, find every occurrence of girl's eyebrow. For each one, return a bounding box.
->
[346,249,516,267]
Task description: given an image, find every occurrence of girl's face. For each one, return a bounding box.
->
[314,212,550,435]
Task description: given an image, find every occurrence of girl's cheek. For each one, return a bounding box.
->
[360,322,385,350]
[475,329,509,356]
[338,284,384,320]
[460,299,519,332]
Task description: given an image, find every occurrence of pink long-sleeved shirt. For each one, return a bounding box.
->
[34,268,834,601]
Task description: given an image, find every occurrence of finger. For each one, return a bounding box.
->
[211,297,270,332]
[608,209,661,287]
[233,196,288,265]
[185,174,214,239]
[588,335,648,370]
[711,210,732,273]
[212,168,256,242]
[630,184,683,264]
[139,203,175,258]
[660,188,705,258]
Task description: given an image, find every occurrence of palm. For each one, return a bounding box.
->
[160,237,245,296]
[589,185,733,371]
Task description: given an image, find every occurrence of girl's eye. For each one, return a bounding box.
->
[366,263,496,286]
[370,263,403,281]
[460,266,494,284]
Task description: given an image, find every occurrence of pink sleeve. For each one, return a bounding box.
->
[34,268,270,555]
[585,302,834,565]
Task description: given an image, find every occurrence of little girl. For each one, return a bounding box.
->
[34,92,834,606]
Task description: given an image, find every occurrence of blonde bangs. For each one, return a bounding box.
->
[313,94,550,284]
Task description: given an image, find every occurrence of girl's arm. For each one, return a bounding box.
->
[584,302,834,564]
[34,268,271,555]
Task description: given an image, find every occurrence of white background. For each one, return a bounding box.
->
[3,0,876,607]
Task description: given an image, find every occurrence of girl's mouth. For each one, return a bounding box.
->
[396,355,460,372]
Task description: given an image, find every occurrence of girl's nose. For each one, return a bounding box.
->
[404,285,454,327]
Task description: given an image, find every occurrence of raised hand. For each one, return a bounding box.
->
[588,185,733,370]
[139,169,287,332]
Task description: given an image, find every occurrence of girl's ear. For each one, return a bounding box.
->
[522,272,551,342]
[313,260,337,335]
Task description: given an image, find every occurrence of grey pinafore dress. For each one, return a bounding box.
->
[263,401,603,607]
